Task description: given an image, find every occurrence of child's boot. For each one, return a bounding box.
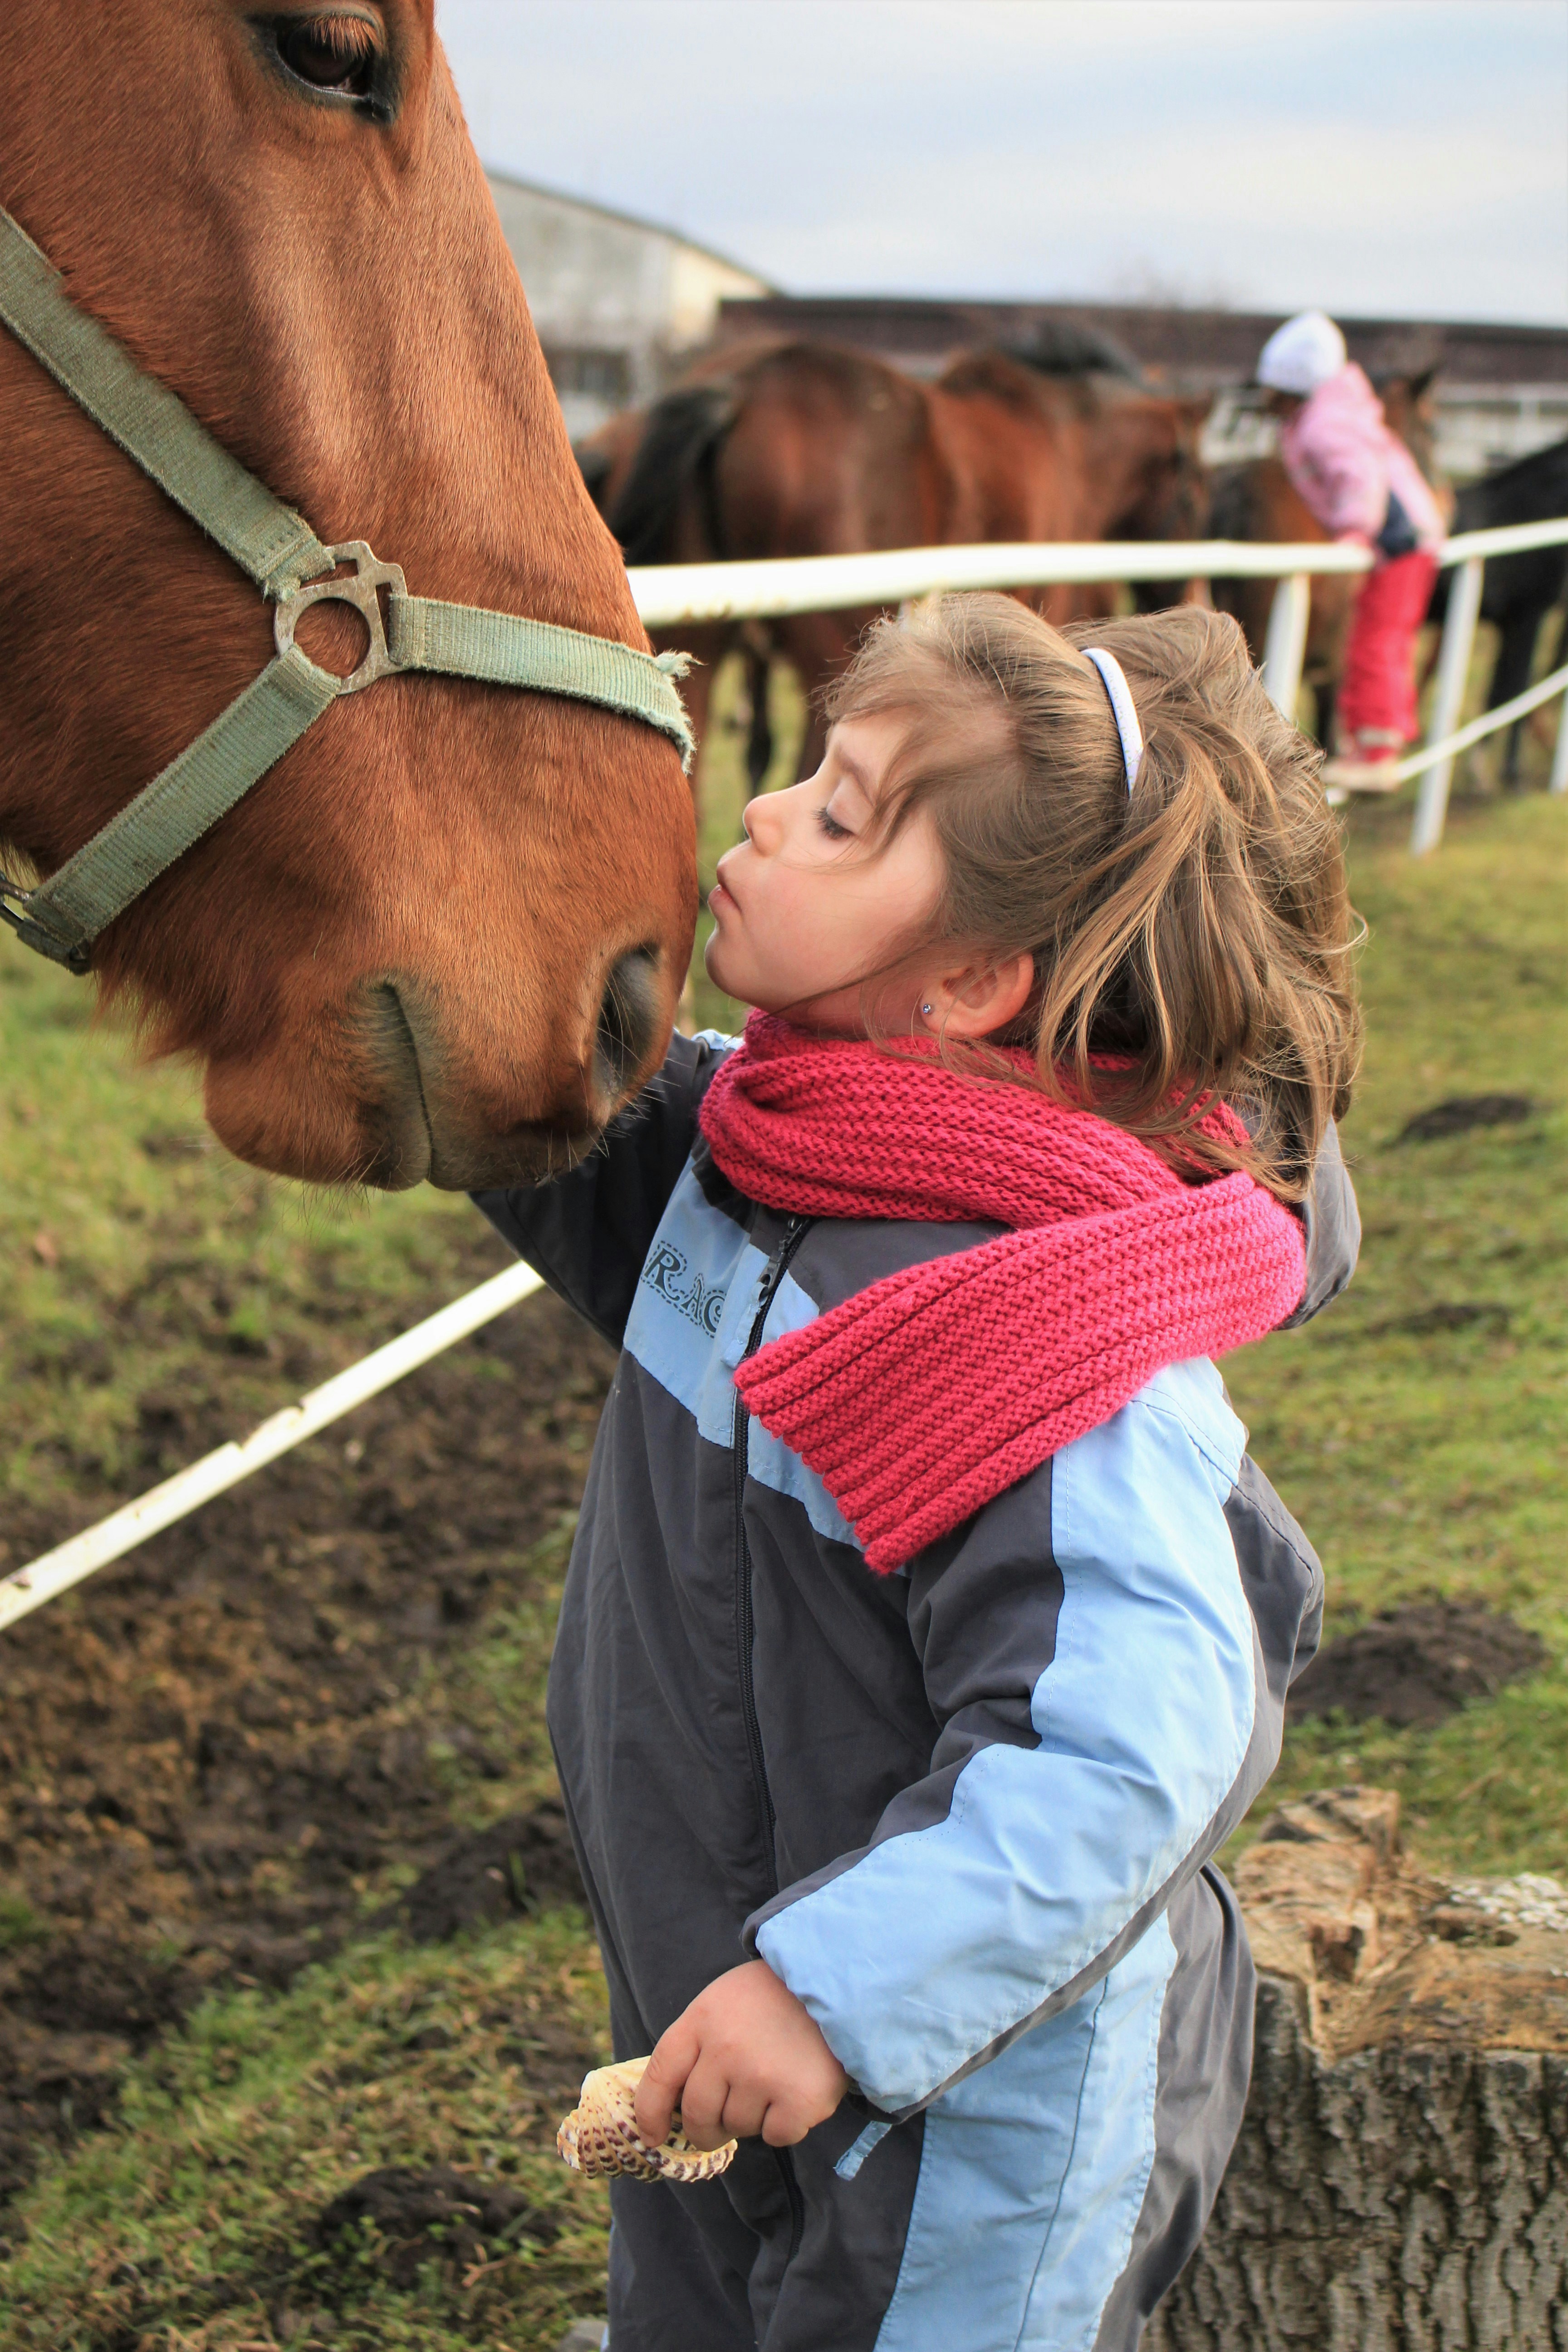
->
[1321,725,1406,794]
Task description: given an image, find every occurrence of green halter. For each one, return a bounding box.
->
[0,204,692,975]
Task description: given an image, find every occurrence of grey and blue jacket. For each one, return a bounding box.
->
[475,1032,1357,2352]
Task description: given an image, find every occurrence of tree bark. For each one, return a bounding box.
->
[1148,1793,1568,2352]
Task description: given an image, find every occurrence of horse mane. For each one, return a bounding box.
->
[604,382,739,565]
[1000,318,1146,384]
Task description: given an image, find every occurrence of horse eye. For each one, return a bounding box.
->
[275,15,378,94]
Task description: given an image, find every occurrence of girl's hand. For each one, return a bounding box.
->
[634,1960,850,2151]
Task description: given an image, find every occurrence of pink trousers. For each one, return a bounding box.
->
[1338,550,1439,749]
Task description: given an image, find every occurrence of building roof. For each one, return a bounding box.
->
[713,295,1568,389]
[485,169,774,292]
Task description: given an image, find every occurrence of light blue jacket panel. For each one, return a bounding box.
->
[750,1360,1259,2117]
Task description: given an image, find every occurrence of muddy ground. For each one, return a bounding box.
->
[1290,1594,1546,1728]
[0,1223,612,2231]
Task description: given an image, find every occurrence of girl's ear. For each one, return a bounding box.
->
[924,952,1036,1040]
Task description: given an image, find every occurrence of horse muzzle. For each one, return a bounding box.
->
[357,950,668,1193]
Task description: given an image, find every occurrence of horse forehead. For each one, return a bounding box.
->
[10,0,446,184]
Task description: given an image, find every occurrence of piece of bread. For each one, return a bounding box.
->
[556,2057,738,2183]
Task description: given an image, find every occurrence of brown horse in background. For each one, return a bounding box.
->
[2,0,695,1191]
[583,336,1210,789]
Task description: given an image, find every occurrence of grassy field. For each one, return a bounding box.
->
[0,659,1564,2349]
[0,1912,618,2351]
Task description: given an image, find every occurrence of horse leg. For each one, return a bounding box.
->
[1308,575,1357,752]
[653,624,726,834]
[740,627,774,792]
[773,611,868,780]
[1486,608,1541,789]
[793,672,832,782]
[1314,675,1338,753]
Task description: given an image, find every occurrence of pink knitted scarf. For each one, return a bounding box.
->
[698,1014,1306,1573]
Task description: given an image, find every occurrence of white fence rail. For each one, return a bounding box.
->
[3,514,1565,1638]
[627,517,1568,627]
[630,513,1568,857]
[0,1263,543,1635]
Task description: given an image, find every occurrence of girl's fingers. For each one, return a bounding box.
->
[635,2020,700,2146]
[680,2051,756,2150]
[758,2096,810,2148]
[718,2082,772,2143]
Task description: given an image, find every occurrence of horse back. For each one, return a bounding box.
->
[1449,437,1568,624]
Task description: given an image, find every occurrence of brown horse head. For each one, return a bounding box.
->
[1207,460,1355,743]
[1098,387,1215,550]
[936,352,1212,547]
[0,2,696,1191]
[1375,365,1450,511]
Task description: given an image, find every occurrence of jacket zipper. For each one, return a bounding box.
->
[733,1211,810,2264]
[732,1213,809,1877]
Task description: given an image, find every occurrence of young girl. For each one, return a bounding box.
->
[1255,308,1446,792]
[477,598,1362,2352]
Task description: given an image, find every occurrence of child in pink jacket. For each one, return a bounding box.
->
[1257,310,1445,791]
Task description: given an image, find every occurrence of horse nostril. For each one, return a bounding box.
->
[595,947,660,1101]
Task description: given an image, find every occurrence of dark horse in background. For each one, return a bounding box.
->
[1425,436,1568,786]
[580,324,1210,793]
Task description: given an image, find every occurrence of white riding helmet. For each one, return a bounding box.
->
[1256,309,1348,397]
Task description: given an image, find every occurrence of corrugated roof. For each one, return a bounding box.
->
[714,296,1568,388]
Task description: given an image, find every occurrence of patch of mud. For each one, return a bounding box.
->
[0,2041,121,2227]
[5,1934,196,2046]
[0,1230,614,2213]
[1291,1595,1547,1727]
[313,2164,558,2288]
[1369,1301,1512,1338]
[1396,1093,1537,1143]
[394,1800,584,1941]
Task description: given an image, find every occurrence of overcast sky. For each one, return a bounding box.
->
[437,0,1568,325]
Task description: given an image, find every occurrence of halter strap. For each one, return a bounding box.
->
[0,202,692,973]
[1083,647,1143,794]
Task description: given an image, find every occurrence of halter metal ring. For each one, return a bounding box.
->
[273,541,409,693]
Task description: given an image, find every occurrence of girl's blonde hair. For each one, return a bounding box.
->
[825,594,1362,1200]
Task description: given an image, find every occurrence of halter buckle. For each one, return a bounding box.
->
[273,542,408,693]
[0,869,29,936]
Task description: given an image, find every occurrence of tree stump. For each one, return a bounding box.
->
[1148,1791,1568,2352]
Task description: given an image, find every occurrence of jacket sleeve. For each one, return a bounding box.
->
[1284,400,1388,541]
[470,1030,733,1352]
[744,1373,1298,2120]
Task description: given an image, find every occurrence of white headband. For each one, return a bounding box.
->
[1083,647,1143,794]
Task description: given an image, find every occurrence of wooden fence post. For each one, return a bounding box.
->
[1550,682,1568,797]
[1410,554,1485,855]
[1261,572,1311,720]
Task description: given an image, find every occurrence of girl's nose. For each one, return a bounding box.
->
[741,792,781,851]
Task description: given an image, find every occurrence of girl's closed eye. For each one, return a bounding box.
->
[816,804,853,841]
